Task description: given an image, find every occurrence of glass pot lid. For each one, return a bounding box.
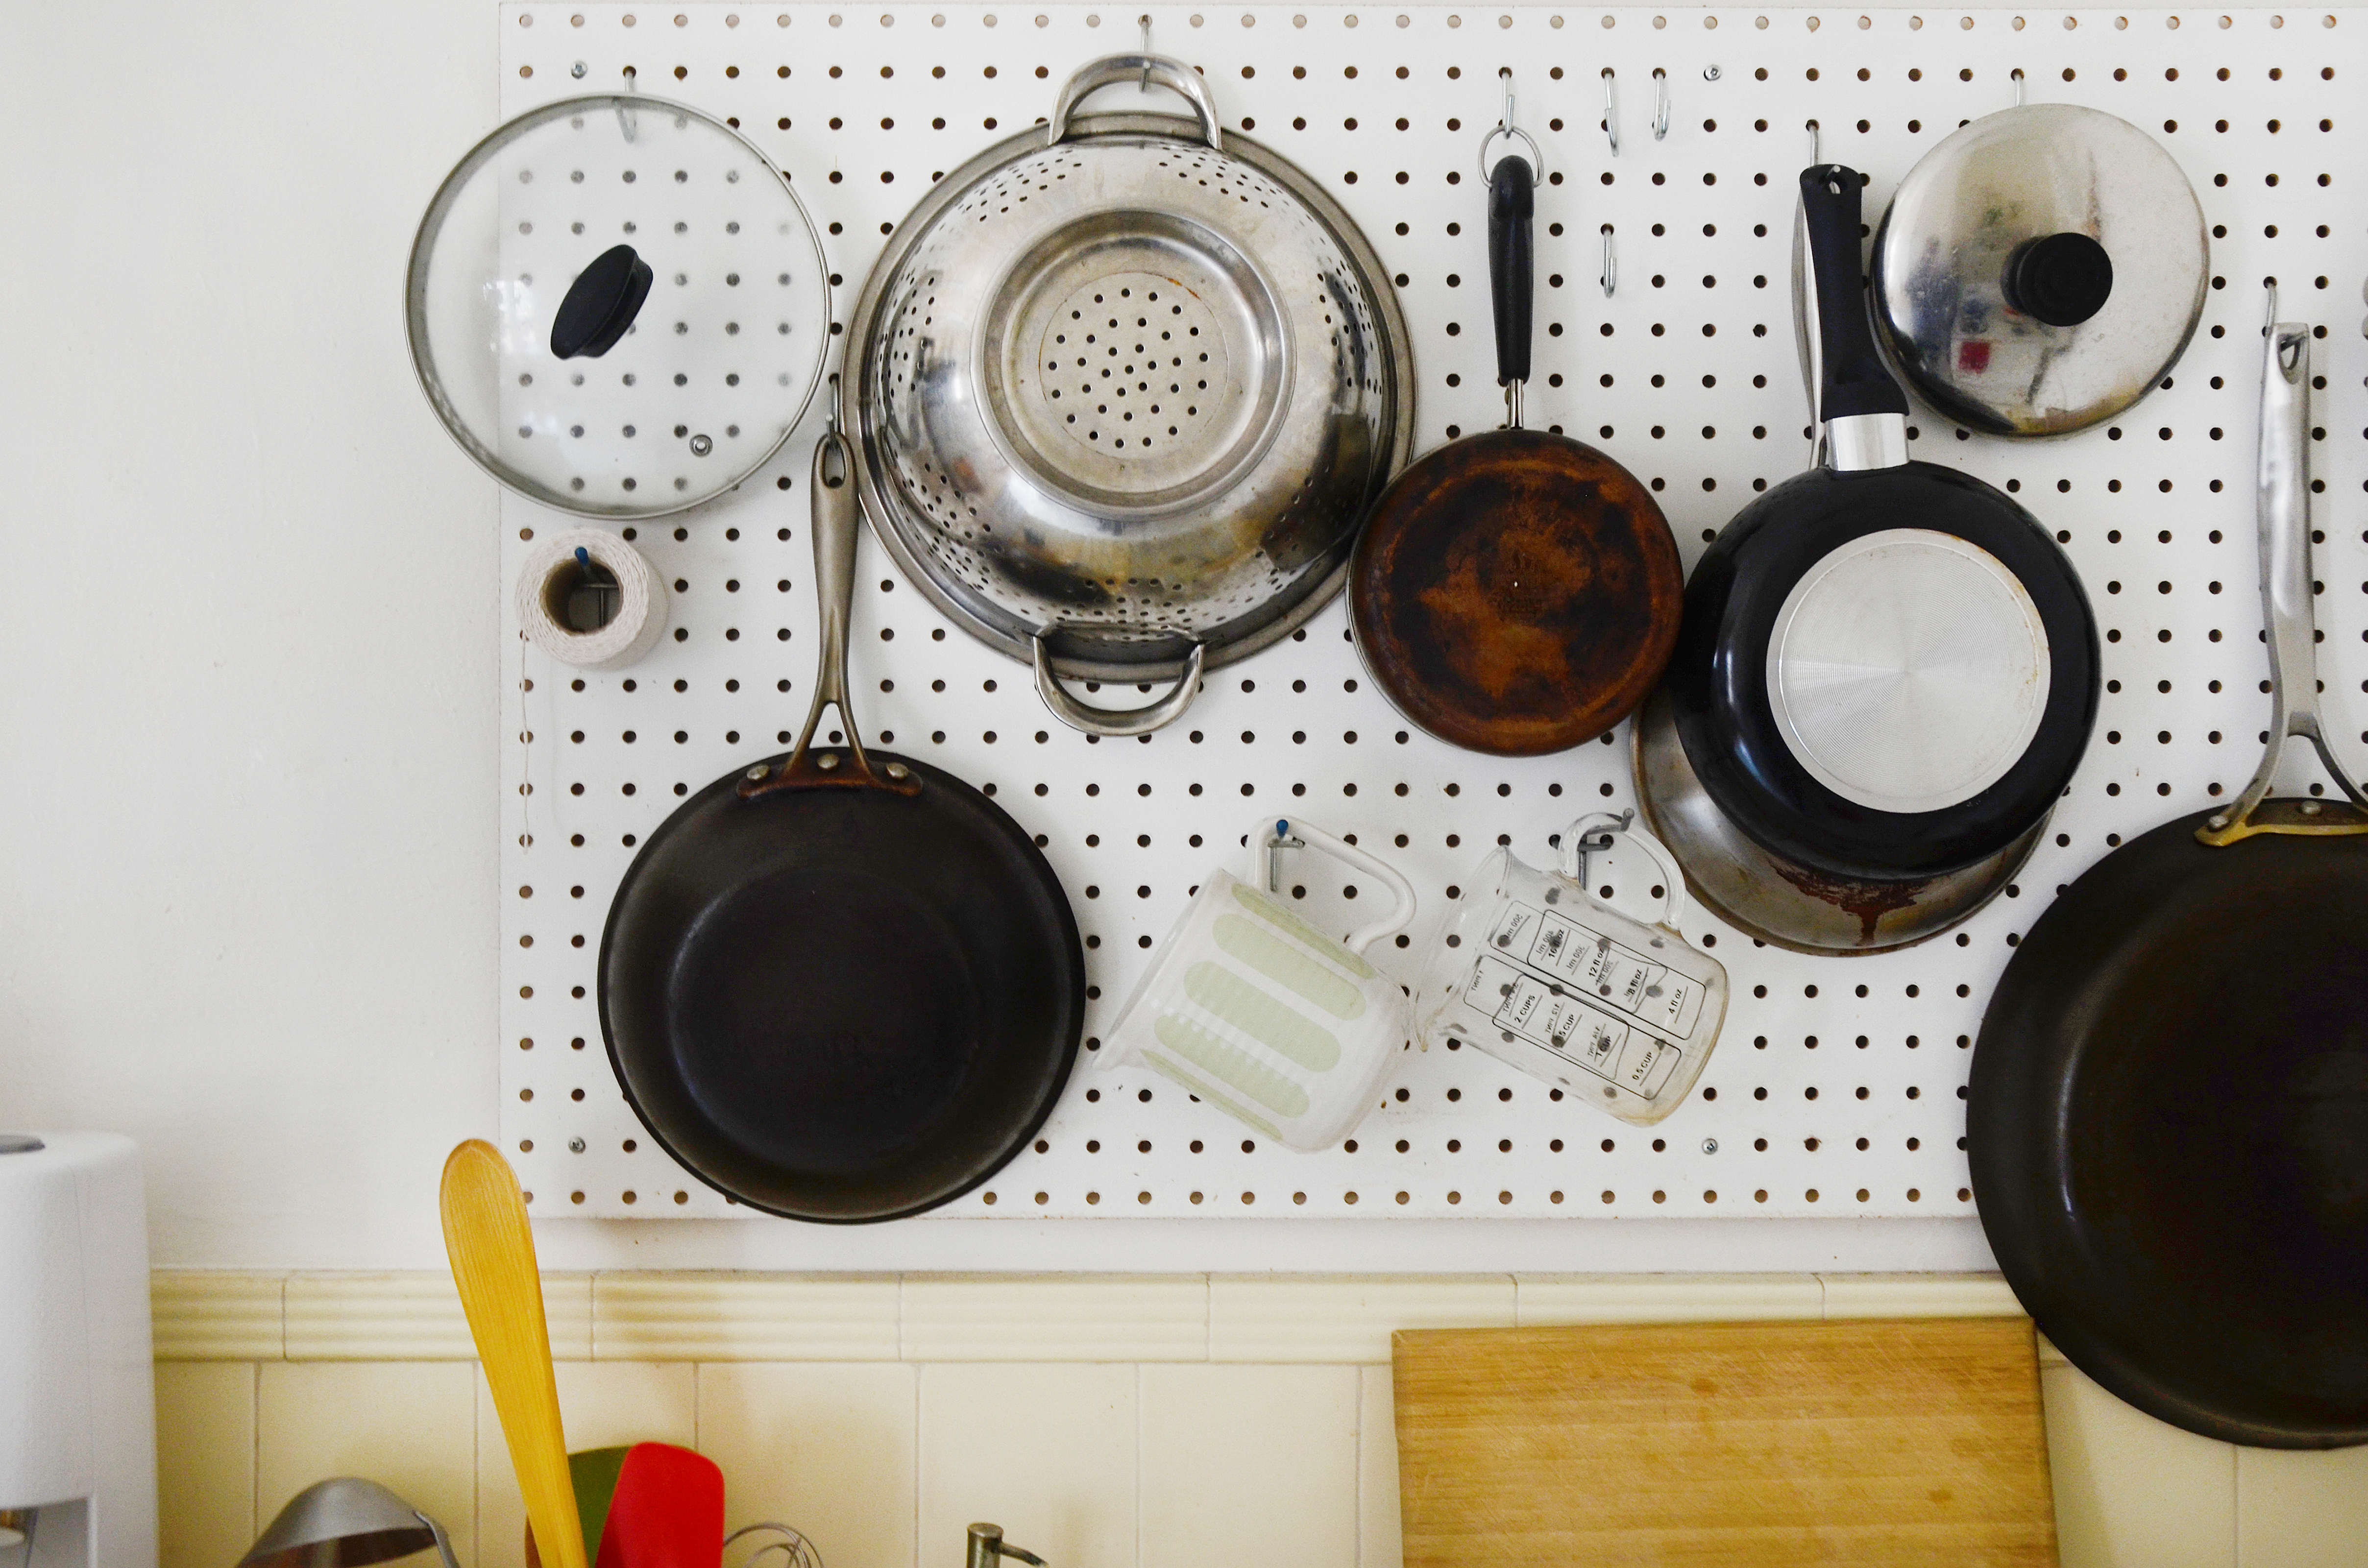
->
[1870,103,2207,437]
[406,94,831,518]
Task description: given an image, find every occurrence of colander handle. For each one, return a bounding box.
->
[1033,634,1206,737]
[1046,54,1222,151]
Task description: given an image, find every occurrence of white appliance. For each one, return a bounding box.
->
[0,1134,155,1568]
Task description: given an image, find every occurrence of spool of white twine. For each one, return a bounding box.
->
[515,528,669,669]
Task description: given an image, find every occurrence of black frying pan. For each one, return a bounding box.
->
[1664,165,2098,881]
[1970,311,2368,1447]
[598,422,1083,1222]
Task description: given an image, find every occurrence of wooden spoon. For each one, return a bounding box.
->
[441,1139,587,1568]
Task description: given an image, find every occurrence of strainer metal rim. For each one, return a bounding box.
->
[843,108,1415,684]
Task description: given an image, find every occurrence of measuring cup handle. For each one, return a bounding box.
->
[1047,54,1222,150]
[1251,818,1417,955]
[1558,812,1690,933]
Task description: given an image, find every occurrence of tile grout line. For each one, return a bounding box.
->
[908,1351,925,1568]
[1134,1362,1146,1568]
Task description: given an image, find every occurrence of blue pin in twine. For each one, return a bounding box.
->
[575,546,592,569]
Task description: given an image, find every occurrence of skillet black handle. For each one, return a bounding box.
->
[1488,153,1535,398]
[1798,166,1909,421]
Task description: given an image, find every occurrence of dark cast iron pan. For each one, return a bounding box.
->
[598,416,1084,1222]
[1970,306,2368,1447]
[1349,126,1683,756]
[1662,165,2098,884]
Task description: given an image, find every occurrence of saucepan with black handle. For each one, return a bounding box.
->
[1635,161,2100,954]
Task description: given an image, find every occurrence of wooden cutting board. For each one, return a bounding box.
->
[1393,1317,2056,1568]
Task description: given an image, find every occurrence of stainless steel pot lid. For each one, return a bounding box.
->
[1871,103,2206,436]
[407,94,831,518]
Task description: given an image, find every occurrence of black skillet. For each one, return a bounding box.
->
[1971,309,2368,1447]
[1349,132,1683,756]
[599,419,1083,1222]
[1663,164,2098,881]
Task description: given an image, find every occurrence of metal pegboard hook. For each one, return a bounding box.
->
[1805,118,1820,166]
[1600,224,1617,297]
[1477,67,1545,182]
[1652,67,1671,141]
[1601,68,1619,155]
[1139,14,1153,87]
[2010,67,2026,108]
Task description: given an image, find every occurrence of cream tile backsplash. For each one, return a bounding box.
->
[155,1271,2357,1568]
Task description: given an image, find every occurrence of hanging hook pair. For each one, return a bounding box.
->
[1476,66,1545,181]
[1599,68,1671,155]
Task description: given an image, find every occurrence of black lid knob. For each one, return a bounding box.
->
[550,243,653,360]
[2003,231,2114,328]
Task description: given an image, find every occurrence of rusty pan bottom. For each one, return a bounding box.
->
[1632,690,2041,955]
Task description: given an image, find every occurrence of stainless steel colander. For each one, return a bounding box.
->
[845,54,1414,735]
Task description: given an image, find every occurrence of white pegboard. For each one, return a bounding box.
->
[494,3,2367,1222]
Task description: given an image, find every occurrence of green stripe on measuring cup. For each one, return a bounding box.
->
[1183,962,1341,1071]
[1213,914,1367,1020]
[1138,1052,1287,1141]
[1229,882,1377,980]
[1152,1014,1312,1118]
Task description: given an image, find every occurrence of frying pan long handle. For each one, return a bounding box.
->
[1797,165,1908,471]
[741,422,918,798]
[1488,153,1535,426]
[2204,309,2368,841]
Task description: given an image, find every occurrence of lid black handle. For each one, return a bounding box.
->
[2003,232,2114,328]
[550,243,654,361]
[1487,154,1535,403]
[1798,165,1908,421]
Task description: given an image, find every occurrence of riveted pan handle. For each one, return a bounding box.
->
[1047,54,1221,150]
[1033,635,1206,737]
[742,398,920,800]
[2199,295,2368,843]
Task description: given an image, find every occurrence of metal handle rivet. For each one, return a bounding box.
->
[745,764,770,780]
[886,762,911,779]
[818,752,840,770]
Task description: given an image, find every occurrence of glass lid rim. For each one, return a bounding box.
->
[403,90,833,521]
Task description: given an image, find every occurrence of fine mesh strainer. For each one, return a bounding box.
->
[845,54,1414,735]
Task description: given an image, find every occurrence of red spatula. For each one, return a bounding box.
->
[598,1443,724,1568]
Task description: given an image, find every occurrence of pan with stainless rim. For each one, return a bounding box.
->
[1636,162,2099,954]
[1969,296,2368,1447]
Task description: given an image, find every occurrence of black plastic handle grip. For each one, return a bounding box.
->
[1488,154,1535,390]
[1797,165,1908,421]
[550,243,653,361]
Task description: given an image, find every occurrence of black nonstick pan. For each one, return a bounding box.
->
[1970,305,2368,1447]
[598,416,1084,1223]
[1350,99,1683,757]
[1639,163,2098,952]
